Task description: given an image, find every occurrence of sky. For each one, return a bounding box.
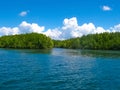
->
[0,0,120,39]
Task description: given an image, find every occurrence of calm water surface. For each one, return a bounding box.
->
[0,48,120,90]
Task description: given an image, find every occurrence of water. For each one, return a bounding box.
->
[0,48,120,90]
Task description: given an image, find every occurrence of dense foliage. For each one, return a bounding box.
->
[80,32,120,50]
[53,32,120,50]
[0,32,120,50]
[0,33,53,49]
[53,38,80,49]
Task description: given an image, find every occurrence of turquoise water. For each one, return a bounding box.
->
[0,48,120,90]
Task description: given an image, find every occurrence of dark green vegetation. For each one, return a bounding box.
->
[0,32,120,50]
[53,32,120,50]
[0,33,53,49]
[53,38,80,49]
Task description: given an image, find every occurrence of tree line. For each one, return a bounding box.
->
[0,32,120,50]
[0,33,53,49]
[53,32,120,50]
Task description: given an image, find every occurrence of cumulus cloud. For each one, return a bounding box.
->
[19,11,28,17]
[19,21,45,33]
[45,17,109,40]
[0,17,120,40]
[110,24,120,32]
[0,21,45,36]
[0,27,19,36]
[102,5,111,11]
[44,28,62,40]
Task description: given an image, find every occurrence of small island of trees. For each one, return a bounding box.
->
[0,33,53,49]
[0,32,120,50]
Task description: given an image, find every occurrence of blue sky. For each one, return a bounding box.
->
[0,0,120,39]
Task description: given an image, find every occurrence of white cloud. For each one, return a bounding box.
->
[19,11,28,17]
[44,28,62,40]
[102,6,111,11]
[110,24,120,32]
[0,27,19,36]
[0,21,45,36]
[0,17,120,40]
[19,21,45,33]
[45,17,109,40]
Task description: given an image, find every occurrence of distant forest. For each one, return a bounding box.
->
[0,32,120,50]
[53,32,120,50]
[0,33,53,49]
